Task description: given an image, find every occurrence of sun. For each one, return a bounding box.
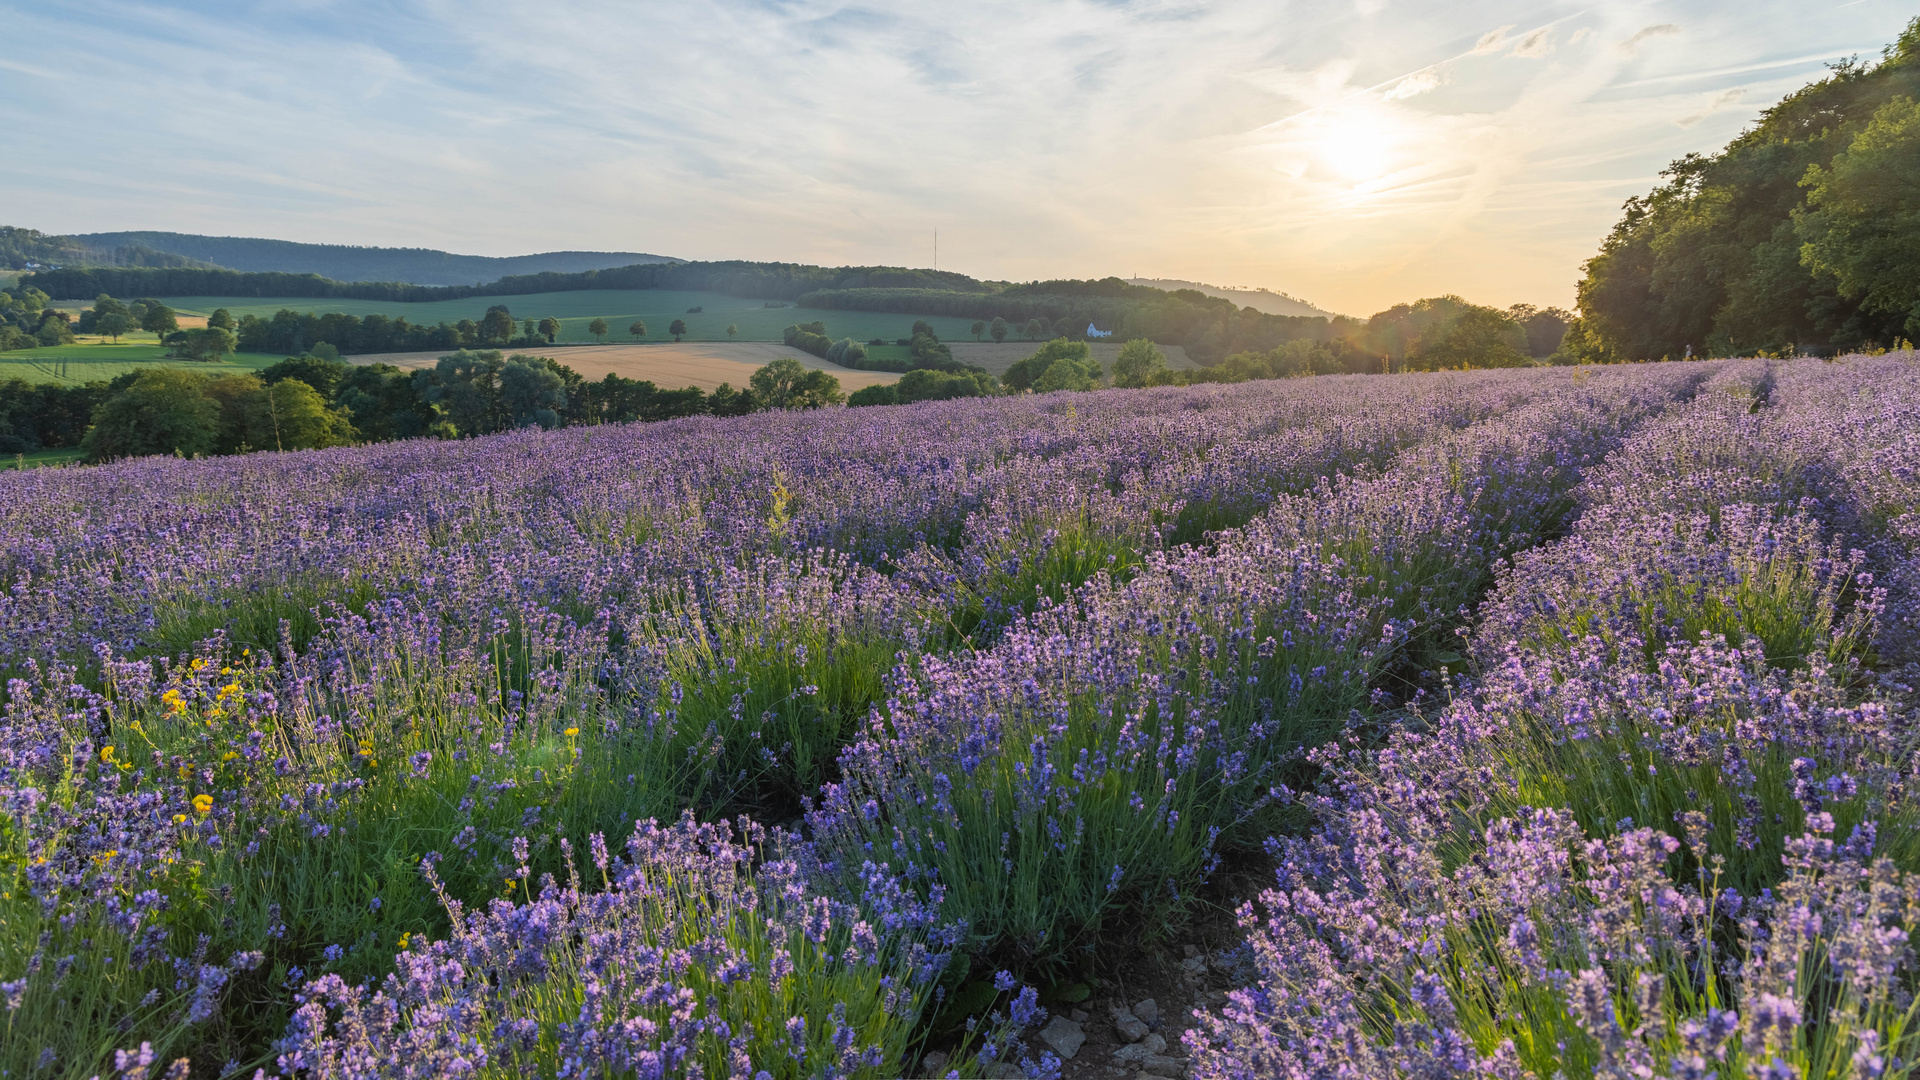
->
[1291,107,1407,186]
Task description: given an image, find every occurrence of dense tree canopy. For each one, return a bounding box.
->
[1570,19,1920,359]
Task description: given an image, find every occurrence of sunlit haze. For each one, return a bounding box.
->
[3,0,1911,314]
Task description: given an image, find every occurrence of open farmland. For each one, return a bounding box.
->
[153,289,986,343]
[3,357,1920,1076]
[0,340,278,385]
[349,341,900,392]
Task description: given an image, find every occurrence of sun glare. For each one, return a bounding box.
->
[1285,107,1408,187]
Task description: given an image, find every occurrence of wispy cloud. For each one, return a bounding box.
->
[1620,23,1682,54]
[1511,29,1554,58]
[1678,88,1746,127]
[0,0,1910,315]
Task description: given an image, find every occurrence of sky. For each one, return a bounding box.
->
[1,1,1913,316]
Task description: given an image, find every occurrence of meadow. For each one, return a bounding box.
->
[148,289,987,344]
[0,340,280,386]
[1,356,1917,1078]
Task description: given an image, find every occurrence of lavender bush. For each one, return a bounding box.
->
[13,359,1904,1074]
[1191,353,1920,1080]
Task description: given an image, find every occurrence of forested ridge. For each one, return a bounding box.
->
[1570,18,1920,359]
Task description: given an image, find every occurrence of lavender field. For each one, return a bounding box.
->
[3,356,1919,1078]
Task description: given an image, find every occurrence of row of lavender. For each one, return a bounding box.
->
[0,365,1706,1075]
[1186,355,1920,1079]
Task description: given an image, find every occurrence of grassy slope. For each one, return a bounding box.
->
[150,289,985,345]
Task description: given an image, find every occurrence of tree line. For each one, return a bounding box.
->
[1568,18,1920,360]
[0,349,856,461]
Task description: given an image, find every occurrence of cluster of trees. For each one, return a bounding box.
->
[25,348,856,463]
[0,285,70,350]
[1003,338,1105,392]
[230,304,569,356]
[0,379,108,452]
[847,367,998,406]
[1569,19,1920,359]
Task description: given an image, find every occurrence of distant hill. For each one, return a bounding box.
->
[69,231,680,286]
[1126,278,1337,319]
[1,226,219,272]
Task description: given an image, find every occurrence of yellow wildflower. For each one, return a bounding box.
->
[173,814,187,824]
[398,933,412,950]
[222,751,238,762]
[192,794,213,815]
[191,658,207,671]
[565,727,579,738]
[100,746,115,761]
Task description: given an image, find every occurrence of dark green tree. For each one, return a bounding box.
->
[629,320,648,341]
[480,305,517,345]
[138,300,178,339]
[81,369,219,461]
[1570,21,1920,358]
[669,319,688,342]
[588,318,609,343]
[990,316,1009,343]
[1110,338,1169,388]
[749,356,844,409]
[538,317,561,343]
[1799,95,1920,339]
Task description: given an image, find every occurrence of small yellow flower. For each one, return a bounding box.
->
[221,751,238,762]
[565,727,579,738]
[220,667,232,675]
[173,814,187,824]
[100,745,115,761]
[192,794,213,815]
[398,933,412,950]
[217,683,242,702]
[161,688,186,715]
[178,765,191,780]
[191,658,207,671]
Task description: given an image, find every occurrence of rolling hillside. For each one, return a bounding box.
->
[70,231,681,286]
[1125,277,1338,318]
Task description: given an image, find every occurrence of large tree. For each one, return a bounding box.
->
[1570,20,1920,358]
[1110,338,1169,388]
[138,299,178,339]
[81,369,219,461]
[749,356,843,409]
[1799,96,1920,340]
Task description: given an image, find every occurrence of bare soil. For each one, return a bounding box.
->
[347,342,901,393]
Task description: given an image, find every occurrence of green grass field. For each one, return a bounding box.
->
[150,290,985,346]
[0,446,85,470]
[0,341,281,386]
